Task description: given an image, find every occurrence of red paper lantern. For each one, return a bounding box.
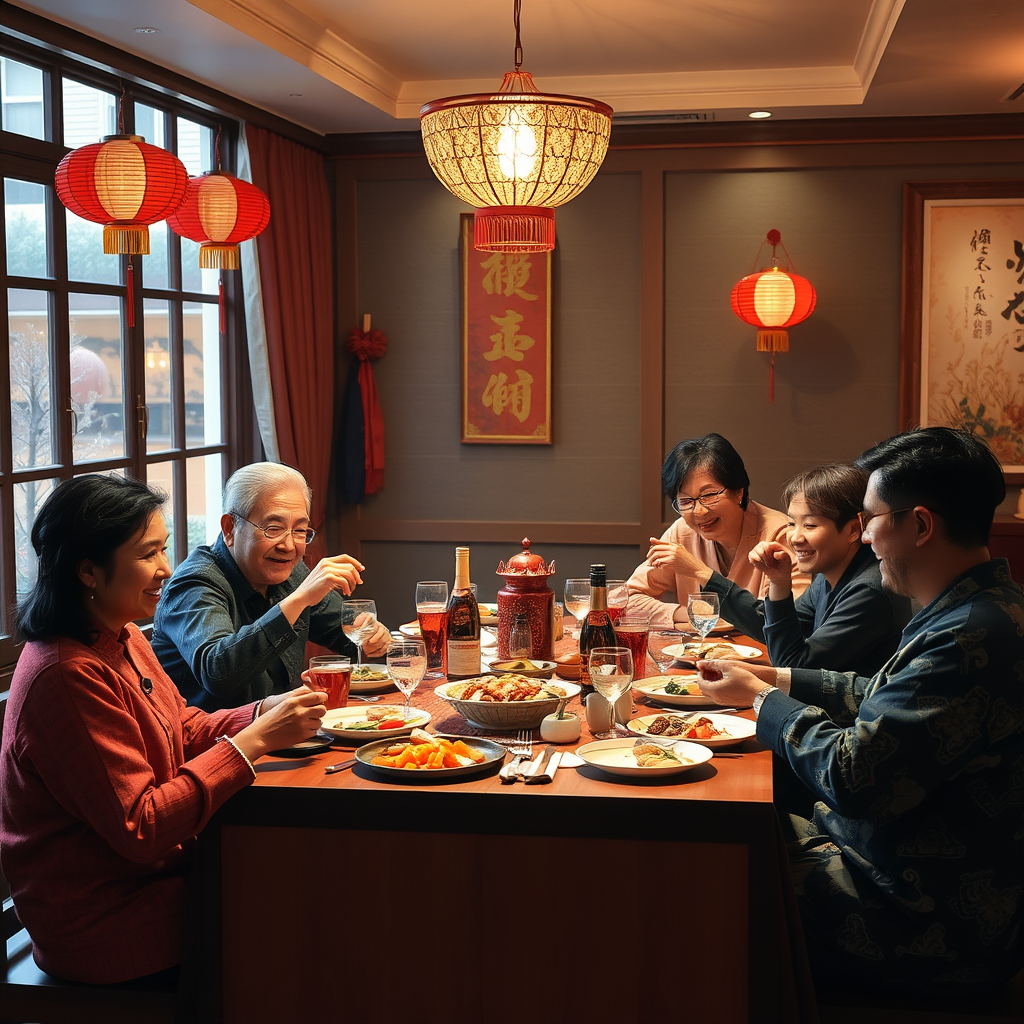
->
[55,135,189,255]
[730,229,816,402]
[166,171,271,269]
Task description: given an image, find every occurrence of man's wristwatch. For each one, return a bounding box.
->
[752,685,776,717]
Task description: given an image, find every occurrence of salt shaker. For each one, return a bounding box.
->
[508,612,532,660]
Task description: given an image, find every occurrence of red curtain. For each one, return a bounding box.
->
[244,126,333,564]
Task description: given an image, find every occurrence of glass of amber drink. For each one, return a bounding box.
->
[416,581,448,679]
[307,656,353,710]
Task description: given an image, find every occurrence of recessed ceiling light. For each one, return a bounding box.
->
[288,93,303,98]
[134,26,159,34]
[748,110,772,119]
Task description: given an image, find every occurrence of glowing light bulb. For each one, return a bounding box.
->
[496,110,538,179]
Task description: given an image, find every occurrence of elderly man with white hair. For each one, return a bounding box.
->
[153,462,390,711]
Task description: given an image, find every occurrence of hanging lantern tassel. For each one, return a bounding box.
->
[345,324,388,495]
[126,257,136,328]
[219,273,226,334]
[730,229,816,403]
[756,329,789,403]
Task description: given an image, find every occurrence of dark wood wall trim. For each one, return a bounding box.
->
[340,518,650,546]
[0,2,326,152]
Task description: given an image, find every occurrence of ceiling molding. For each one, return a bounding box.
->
[188,0,906,121]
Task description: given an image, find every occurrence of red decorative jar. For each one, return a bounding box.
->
[495,538,555,660]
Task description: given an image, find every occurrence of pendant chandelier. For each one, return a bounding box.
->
[420,0,613,253]
[730,229,816,402]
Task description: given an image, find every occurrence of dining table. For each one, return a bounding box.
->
[184,625,819,1024]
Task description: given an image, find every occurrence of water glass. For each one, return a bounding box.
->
[687,592,721,643]
[588,646,633,739]
[341,599,377,665]
[563,578,590,640]
[648,629,686,674]
[387,639,427,717]
[607,580,629,623]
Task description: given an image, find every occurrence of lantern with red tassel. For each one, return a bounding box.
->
[730,229,816,402]
[166,171,271,334]
[55,134,190,326]
[166,171,270,269]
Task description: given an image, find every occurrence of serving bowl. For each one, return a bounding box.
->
[435,678,581,731]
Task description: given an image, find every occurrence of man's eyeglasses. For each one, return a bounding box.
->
[671,487,729,515]
[856,506,915,533]
[232,513,316,544]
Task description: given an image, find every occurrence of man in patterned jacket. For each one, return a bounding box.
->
[697,427,1023,994]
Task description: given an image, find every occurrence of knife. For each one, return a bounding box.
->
[525,748,561,784]
[521,745,553,782]
[324,757,357,774]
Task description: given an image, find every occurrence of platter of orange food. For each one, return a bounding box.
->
[354,729,505,778]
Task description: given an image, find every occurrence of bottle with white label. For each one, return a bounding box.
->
[445,546,481,679]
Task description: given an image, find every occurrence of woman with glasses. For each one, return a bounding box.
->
[700,463,911,675]
[0,475,325,984]
[626,434,809,629]
[152,462,391,710]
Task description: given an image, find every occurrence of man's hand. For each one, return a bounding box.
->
[278,554,365,624]
[696,660,778,706]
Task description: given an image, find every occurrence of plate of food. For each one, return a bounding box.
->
[355,730,506,778]
[626,712,756,749]
[574,737,712,777]
[320,704,431,742]
[350,663,396,694]
[485,657,557,678]
[399,622,498,648]
[479,602,498,625]
[436,675,579,730]
[664,640,763,663]
[632,674,716,707]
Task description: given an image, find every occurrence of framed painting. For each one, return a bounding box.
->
[900,180,1024,481]
[460,213,552,444]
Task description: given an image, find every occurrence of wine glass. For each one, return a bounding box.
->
[387,638,427,717]
[588,646,634,739]
[341,599,378,665]
[416,581,449,679]
[648,629,686,674]
[687,592,720,646]
[606,580,629,623]
[563,579,590,640]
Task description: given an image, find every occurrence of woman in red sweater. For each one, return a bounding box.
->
[0,474,326,985]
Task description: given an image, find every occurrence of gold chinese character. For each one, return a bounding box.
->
[483,309,535,362]
[480,254,538,301]
[482,369,534,422]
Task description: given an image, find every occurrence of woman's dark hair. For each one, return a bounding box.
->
[661,433,750,510]
[855,427,1004,548]
[781,463,867,530]
[14,474,166,644]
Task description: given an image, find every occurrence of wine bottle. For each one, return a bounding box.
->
[445,546,481,680]
[578,563,617,698]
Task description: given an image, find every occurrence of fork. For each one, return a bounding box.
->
[347,695,381,703]
[498,730,533,783]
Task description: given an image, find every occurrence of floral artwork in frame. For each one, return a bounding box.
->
[460,213,552,444]
[900,180,1024,481]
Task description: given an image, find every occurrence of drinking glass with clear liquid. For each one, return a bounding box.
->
[648,629,686,673]
[588,646,633,739]
[341,599,378,664]
[687,592,720,644]
[387,639,427,717]
[563,579,591,640]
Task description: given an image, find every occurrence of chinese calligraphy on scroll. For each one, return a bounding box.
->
[460,213,552,444]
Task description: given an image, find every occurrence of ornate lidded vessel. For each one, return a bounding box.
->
[495,538,555,660]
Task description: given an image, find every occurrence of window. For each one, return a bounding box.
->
[1,39,258,659]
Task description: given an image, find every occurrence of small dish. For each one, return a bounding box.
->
[574,737,712,777]
[626,712,756,749]
[663,641,763,663]
[320,706,431,742]
[350,664,397,694]
[480,603,498,625]
[269,731,336,757]
[485,658,557,678]
[632,674,716,707]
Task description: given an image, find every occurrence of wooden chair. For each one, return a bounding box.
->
[2,895,179,1024]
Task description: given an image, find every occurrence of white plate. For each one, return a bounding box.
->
[664,641,763,662]
[575,738,712,777]
[632,674,717,707]
[480,603,498,625]
[626,712,756,749]
[320,705,431,742]
[355,734,506,778]
[349,664,396,694]
[399,622,498,648]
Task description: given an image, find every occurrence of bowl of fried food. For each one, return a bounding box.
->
[435,674,581,730]
[553,652,581,680]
